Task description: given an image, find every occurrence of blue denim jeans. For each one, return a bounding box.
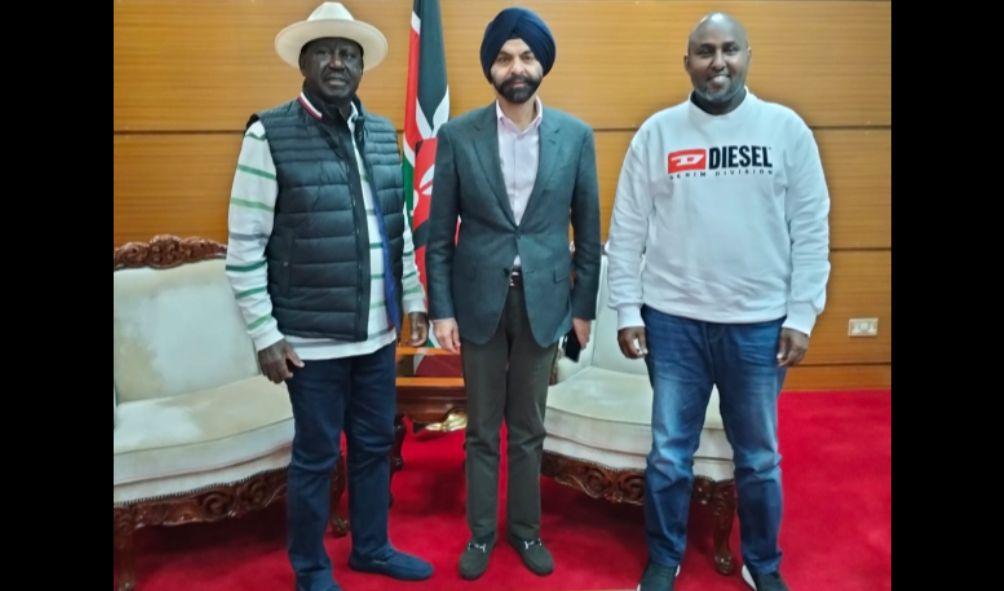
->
[284,343,397,591]
[641,306,787,575]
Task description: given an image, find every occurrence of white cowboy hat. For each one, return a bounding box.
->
[274,2,388,71]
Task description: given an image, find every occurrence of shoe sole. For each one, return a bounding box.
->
[741,564,756,589]
[635,564,681,591]
[347,559,432,581]
[459,568,488,581]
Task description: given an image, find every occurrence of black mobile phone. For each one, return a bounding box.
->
[563,326,581,362]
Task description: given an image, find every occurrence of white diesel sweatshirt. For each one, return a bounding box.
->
[607,91,830,335]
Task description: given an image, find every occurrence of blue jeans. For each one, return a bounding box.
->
[285,343,397,591]
[641,306,787,575]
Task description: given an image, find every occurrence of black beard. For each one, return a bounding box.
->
[494,74,541,104]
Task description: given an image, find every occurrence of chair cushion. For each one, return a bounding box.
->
[543,435,735,481]
[545,366,732,462]
[114,375,292,486]
[113,448,293,505]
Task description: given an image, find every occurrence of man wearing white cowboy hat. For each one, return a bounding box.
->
[224,2,433,589]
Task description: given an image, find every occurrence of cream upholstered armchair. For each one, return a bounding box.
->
[542,254,738,575]
[113,236,345,591]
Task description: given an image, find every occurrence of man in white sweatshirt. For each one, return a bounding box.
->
[606,13,830,591]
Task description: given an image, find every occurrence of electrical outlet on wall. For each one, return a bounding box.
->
[848,318,879,337]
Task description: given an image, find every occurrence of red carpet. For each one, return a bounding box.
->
[126,390,890,590]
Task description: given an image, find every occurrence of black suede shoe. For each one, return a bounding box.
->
[507,535,554,575]
[458,539,494,580]
[636,562,680,591]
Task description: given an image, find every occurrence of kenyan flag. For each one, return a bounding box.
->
[403,0,449,304]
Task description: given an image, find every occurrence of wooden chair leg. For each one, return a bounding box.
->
[389,413,407,507]
[391,413,406,474]
[114,507,137,591]
[711,480,737,575]
[329,455,349,537]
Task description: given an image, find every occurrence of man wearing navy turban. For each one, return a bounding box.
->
[479,7,556,82]
[425,5,601,582]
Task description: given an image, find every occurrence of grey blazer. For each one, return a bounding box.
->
[426,103,601,347]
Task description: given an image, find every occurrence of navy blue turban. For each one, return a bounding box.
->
[479,7,556,81]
